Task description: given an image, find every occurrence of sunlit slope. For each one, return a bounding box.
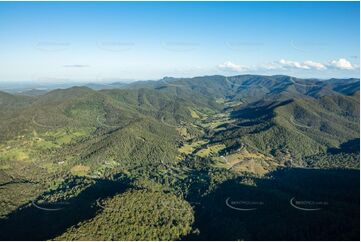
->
[142,75,359,166]
[0,86,218,181]
[128,75,359,103]
[55,189,194,241]
[215,92,359,164]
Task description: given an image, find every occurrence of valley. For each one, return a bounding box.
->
[0,74,359,240]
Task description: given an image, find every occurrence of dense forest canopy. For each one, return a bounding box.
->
[0,74,359,240]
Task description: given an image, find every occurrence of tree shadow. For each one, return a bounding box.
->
[328,138,360,154]
[0,177,131,240]
[184,168,360,241]
[230,99,293,121]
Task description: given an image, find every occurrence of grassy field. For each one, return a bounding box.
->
[178,140,208,155]
[0,127,93,163]
[71,165,90,176]
[196,143,226,158]
[213,149,279,175]
[189,108,201,119]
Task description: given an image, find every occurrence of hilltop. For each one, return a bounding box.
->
[0,74,359,240]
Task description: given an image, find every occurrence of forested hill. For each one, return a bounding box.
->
[0,74,359,240]
[126,75,360,101]
[0,75,359,167]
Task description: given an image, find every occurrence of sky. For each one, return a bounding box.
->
[0,1,359,83]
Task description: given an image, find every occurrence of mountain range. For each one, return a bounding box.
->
[0,74,359,240]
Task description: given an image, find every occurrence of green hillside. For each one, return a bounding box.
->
[0,74,359,240]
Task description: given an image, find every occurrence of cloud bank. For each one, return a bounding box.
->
[218,61,249,72]
[328,58,354,70]
[218,58,356,73]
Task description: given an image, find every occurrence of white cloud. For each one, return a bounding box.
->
[303,60,326,70]
[218,58,355,74]
[279,59,310,69]
[259,62,284,70]
[328,58,354,70]
[218,61,249,72]
[278,59,326,70]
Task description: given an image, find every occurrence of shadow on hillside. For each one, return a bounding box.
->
[184,168,360,241]
[0,178,131,240]
[230,99,293,120]
[328,138,360,154]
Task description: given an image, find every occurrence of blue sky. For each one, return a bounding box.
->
[0,1,359,82]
